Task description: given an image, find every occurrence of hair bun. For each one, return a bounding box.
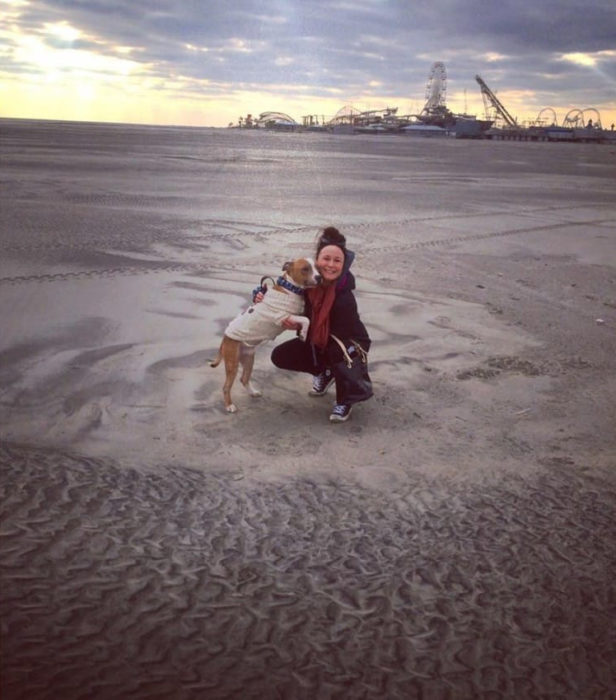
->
[317,226,346,252]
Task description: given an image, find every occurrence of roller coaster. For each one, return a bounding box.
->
[231,67,613,143]
[474,75,612,141]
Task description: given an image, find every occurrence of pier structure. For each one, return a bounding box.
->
[231,65,614,143]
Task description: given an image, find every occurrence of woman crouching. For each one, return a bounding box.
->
[271,226,372,423]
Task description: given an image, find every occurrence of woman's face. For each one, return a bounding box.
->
[316,245,345,283]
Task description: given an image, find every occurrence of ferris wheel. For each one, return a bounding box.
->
[423,62,447,112]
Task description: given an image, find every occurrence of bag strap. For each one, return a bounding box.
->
[330,334,368,368]
[330,334,353,368]
[351,340,369,364]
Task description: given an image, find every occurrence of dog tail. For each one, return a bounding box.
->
[209,345,222,368]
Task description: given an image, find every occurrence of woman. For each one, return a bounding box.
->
[271,226,371,423]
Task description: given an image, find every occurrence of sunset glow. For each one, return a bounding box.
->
[1,1,614,127]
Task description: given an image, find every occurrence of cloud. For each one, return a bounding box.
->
[560,49,616,69]
[0,0,614,126]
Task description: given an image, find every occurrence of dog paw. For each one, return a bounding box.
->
[226,404,238,413]
[246,382,262,397]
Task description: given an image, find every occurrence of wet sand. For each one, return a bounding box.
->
[1,120,615,698]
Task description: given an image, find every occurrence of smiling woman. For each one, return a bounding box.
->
[270,226,373,424]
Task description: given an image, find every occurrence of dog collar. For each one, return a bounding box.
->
[276,276,305,295]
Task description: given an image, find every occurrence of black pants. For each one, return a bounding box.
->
[271,338,347,403]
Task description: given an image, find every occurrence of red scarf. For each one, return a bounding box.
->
[307,284,336,349]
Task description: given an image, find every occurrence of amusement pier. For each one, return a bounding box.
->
[231,62,615,143]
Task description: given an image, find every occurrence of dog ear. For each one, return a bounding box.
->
[282,261,292,272]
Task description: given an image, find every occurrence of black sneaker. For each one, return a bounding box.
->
[309,370,334,396]
[329,403,353,423]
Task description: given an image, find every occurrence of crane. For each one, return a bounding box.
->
[475,75,517,128]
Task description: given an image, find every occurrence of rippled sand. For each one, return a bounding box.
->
[2,443,615,699]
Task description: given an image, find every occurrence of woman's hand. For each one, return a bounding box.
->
[281,317,302,331]
[253,291,265,303]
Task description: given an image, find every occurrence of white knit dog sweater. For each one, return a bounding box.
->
[224,288,307,346]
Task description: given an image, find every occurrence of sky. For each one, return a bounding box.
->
[1,0,615,128]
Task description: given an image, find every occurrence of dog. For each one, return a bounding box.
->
[210,257,318,412]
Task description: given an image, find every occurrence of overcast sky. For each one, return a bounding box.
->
[1,0,615,127]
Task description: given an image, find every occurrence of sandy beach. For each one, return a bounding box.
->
[1,119,615,698]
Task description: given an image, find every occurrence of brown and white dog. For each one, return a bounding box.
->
[210,257,318,412]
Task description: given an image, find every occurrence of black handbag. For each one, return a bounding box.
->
[330,335,373,404]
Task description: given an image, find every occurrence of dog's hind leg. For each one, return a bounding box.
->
[239,345,262,398]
